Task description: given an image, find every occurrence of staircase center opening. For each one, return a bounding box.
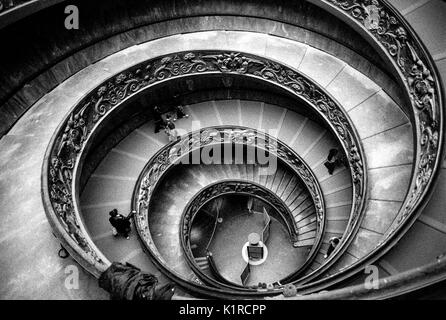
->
[190,194,309,287]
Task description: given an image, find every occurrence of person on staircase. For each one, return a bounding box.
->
[173,94,189,120]
[153,106,167,134]
[324,236,340,259]
[324,148,348,175]
[175,105,188,120]
[99,262,176,300]
[109,209,136,240]
[164,115,179,142]
[247,197,254,214]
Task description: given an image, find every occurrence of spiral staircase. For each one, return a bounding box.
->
[0,0,445,299]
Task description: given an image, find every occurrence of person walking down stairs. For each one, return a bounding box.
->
[175,105,189,120]
[324,148,347,175]
[173,94,189,120]
[153,106,167,133]
[164,115,179,142]
[324,237,340,259]
[109,209,136,240]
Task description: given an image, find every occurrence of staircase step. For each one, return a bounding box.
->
[294,208,315,225]
[213,100,240,125]
[292,198,314,216]
[187,101,222,128]
[194,257,210,270]
[258,169,270,187]
[295,239,314,247]
[297,232,317,242]
[240,101,262,128]
[295,216,317,229]
[289,194,309,212]
[252,165,260,184]
[238,164,248,180]
[271,168,286,193]
[276,172,291,198]
[298,222,317,235]
[280,176,299,201]
[284,185,304,207]
[303,133,337,169]
[246,164,254,182]
[260,104,287,136]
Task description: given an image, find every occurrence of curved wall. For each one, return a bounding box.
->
[0,0,404,136]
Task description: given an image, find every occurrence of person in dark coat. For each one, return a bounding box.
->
[324,236,340,258]
[173,94,189,120]
[175,105,188,119]
[109,209,135,240]
[98,262,176,300]
[153,106,166,133]
[324,148,347,175]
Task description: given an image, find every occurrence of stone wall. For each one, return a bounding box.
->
[0,0,400,136]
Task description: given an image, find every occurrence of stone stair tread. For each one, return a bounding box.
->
[79,96,417,288]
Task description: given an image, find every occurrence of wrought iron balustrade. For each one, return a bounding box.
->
[42,50,366,296]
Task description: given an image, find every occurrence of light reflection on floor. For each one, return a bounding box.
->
[209,202,308,286]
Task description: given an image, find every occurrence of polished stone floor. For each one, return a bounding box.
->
[209,202,307,286]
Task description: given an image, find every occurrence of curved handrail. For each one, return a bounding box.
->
[206,252,245,288]
[178,179,313,288]
[0,0,66,29]
[135,126,325,291]
[0,0,32,14]
[261,207,272,244]
[205,207,220,253]
[42,50,366,297]
[285,254,446,300]
[33,0,445,299]
[291,0,445,289]
[181,178,300,246]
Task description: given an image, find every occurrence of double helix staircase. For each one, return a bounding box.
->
[80,101,338,282]
[0,0,445,300]
[78,92,413,295]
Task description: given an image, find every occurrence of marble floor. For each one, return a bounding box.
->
[209,202,307,286]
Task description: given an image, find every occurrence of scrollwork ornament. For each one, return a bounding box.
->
[134,127,327,260]
[327,0,441,261]
[46,50,367,273]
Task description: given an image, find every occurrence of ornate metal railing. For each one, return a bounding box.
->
[241,262,251,287]
[205,205,220,252]
[325,0,443,231]
[261,208,272,244]
[134,126,326,289]
[180,179,301,248]
[292,0,444,290]
[0,0,16,13]
[291,253,446,300]
[206,252,243,288]
[34,0,444,298]
[178,179,313,288]
[42,50,365,295]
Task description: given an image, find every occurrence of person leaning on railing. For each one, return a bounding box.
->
[109,209,136,240]
[324,148,347,175]
[324,236,340,259]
